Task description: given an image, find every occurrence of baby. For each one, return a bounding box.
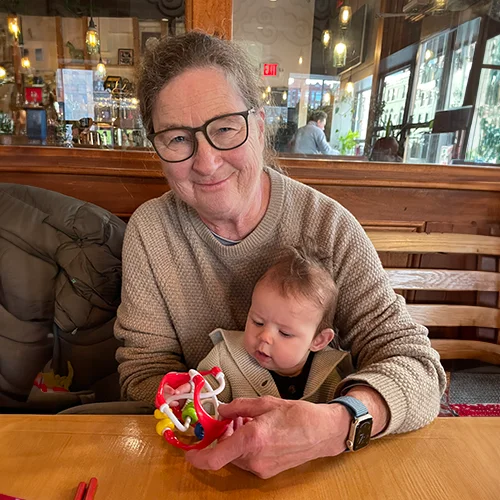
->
[195,245,349,403]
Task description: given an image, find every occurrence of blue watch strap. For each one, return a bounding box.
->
[330,396,369,418]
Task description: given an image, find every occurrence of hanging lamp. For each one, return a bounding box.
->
[333,41,347,67]
[339,2,352,30]
[85,1,100,55]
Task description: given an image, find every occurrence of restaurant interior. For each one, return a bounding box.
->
[0,0,499,498]
[0,0,499,165]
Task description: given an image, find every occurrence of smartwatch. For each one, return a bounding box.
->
[330,396,373,451]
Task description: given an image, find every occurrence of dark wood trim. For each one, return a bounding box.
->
[55,17,64,69]
[133,18,141,64]
[185,0,193,32]
[1,146,500,192]
[364,0,386,154]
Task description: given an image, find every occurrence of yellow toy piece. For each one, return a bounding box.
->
[154,409,166,420]
[154,410,175,436]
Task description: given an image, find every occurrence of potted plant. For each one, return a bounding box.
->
[0,112,14,145]
[338,130,360,155]
[370,117,401,162]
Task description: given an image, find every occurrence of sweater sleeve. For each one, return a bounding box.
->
[331,208,446,435]
[197,344,233,403]
[314,127,339,155]
[114,215,187,403]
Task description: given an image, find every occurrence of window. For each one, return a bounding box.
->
[380,67,411,127]
[352,76,372,153]
[406,17,480,163]
[467,35,500,164]
[446,18,480,109]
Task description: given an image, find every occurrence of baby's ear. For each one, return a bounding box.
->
[310,328,335,352]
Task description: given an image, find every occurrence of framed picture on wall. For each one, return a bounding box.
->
[141,32,161,54]
[118,49,134,66]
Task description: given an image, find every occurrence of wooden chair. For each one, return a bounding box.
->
[366,231,500,365]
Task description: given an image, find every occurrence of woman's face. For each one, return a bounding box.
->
[152,67,266,222]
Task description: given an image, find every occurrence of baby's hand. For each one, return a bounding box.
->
[162,383,176,399]
[162,379,192,407]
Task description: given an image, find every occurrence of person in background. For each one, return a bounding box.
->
[290,110,340,155]
[115,31,446,479]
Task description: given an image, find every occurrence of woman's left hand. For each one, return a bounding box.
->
[185,396,351,479]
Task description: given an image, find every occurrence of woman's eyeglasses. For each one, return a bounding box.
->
[148,108,255,163]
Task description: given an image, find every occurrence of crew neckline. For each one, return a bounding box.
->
[185,167,286,258]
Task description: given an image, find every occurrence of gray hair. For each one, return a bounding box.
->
[138,31,263,135]
[137,31,281,170]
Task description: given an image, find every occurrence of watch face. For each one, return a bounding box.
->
[353,419,373,451]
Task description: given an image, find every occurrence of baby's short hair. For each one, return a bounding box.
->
[257,245,338,334]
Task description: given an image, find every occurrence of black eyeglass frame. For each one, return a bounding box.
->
[148,108,256,163]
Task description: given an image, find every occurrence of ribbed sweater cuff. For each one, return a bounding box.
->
[335,372,408,436]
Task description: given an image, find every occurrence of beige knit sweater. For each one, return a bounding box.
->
[115,167,446,435]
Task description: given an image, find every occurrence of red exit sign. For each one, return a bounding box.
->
[263,63,278,77]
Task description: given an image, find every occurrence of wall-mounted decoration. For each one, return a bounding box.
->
[66,41,84,64]
[141,32,161,54]
[25,86,43,104]
[35,48,44,62]
[118,48,134,66]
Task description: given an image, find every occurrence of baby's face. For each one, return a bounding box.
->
[243,279,324,377]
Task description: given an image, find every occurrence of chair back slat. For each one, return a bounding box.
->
[407,305,500,329]
[431,339,500,365]
[386,269,500,291]
[367,231,500,256]
[366,230,500,363]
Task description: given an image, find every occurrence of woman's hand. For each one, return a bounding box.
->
[185,396,351,479]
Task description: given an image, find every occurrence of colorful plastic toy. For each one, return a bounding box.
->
[154,367,231,450]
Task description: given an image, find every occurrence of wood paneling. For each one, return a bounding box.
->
[185,0,232,39]
[1,146,499,345]
[1,147,499,224]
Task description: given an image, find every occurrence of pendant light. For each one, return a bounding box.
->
[21,49,31,69]
[322,30,332,48]
[8,17,20,39]
[333,41,347,67]
[95,19,106,79]
[96,55,106,79]
[0,66,6,80]
[432,0,448,14]
[85,1,100,55]
[339,2,352,29]
[346,72,354,94]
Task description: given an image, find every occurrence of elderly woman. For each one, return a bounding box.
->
[115,32,446,478]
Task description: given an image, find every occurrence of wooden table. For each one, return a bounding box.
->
[1,415,499,500]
